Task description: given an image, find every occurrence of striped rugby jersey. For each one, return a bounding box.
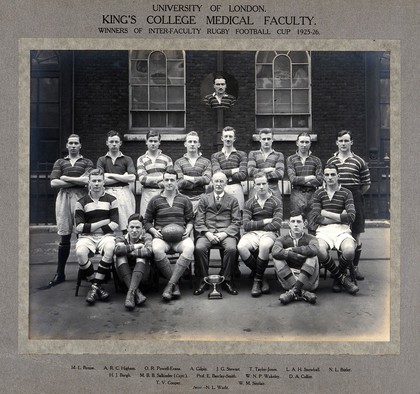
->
[211,149,247,183]
[287,151,323,188]
[327,152,371,187]
[243,194,283,233]
[74,192,119,234]
[137,150,173,188]
[312,186,356,225]
[50,156,93,183]
[248,149,285,182]
[174,154,211,197]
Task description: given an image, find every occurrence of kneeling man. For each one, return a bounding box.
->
[114,213,152,310]
[74,169,119,305]
[272,211,319,305]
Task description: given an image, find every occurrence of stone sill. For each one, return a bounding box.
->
[252,133,318,142]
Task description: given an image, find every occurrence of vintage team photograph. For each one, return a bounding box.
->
[23,43,393,352]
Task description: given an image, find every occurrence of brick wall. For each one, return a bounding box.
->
[72,50,368,170]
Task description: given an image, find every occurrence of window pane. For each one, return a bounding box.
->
[256,116,273,129]
[168,86,184,110]
[131,50,149,60]
[150,86,166,110]
[256,90,273,113]
[257,51,275,63]
[167,60,184,85]
[131,112,149,128]
[292,65,309,88]
[274,116,291,128]
[131,60,148,84]
[39,78,59,102]
[256,65,272,88]
[31,78,37,102]
[31,50,59,65]
[150,112,166,127]
[168,112,184,127]
[380,104,390,128]
[30,104,37,127]
[38,104,59,127]
[292,116,309,128]
[292,90,309,113]
[149,52,166,85]
[131,86,148,110]
[274,56,291,88]
[165,50,183,59]
[289,51,308,63]
[274,90,291,113]
[380,79,390,103]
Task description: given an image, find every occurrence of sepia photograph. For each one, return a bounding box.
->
[23,45,393,353]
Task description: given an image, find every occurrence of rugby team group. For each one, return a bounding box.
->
[42,125,370,311]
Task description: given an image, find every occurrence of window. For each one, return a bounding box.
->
[129,50,186,132]
[255,51,311,132]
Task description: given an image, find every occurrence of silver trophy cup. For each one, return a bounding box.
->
[204,275,225,299]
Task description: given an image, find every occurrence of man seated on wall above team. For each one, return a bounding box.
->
[271,211,319,305]
[237,172,283,297]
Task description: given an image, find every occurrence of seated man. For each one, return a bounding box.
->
[144,168,195,302]
[237,172,283,297]
[312,163,359,295]
[74,169,119,305]
[194,172,242,296]
[114,213,152,310]
[272,211,319,305]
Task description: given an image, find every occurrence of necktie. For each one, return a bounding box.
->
[216,195,221,209]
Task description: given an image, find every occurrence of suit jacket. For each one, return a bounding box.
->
[194,192,241,238]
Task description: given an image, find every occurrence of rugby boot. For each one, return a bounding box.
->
[172,283,181,298]
[261,278,270,294]
[86,284,99,305]
[301,290,317,304]
[339,275,359,295]
[251,279,262,297]
[279,288,300,305]
[135,289,147,305]
[162,282,175,301]
[96,285,110,301]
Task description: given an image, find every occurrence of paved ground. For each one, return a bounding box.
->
[28,224,390,342]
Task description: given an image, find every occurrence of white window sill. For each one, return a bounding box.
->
[252,133,318,142]
[124,134,186,142]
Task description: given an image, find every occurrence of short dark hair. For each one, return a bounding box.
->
[127,213,143,224]
[146,129,161,141]
[213,74,226,84]
[253,171,267,180]
[324,163,339,174]
[222,126,236,136]
[164,167,178,179]
[336,129,353,141]
[88,168,104,179]
[107,130,121,140]
[259,128,272,137]
[289,209,306,221]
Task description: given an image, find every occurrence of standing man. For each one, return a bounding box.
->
[44,134,93,288]
[272,211,319,305]
[74,169,119,305]
[203,75,236,109]
[97,130,136,234]
[114,213,152,310]
[174,131,211,214]
[312,164,359,295]
[287,132,323,234]
[137,129,173,218]
[144,169,195,302]
[211,126,247,211]
[248,128,285,200]
[237,172,283,297]
[327,130,371,280]
[194,172,242,296]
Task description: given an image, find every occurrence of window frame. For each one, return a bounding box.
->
[255,50,312,137]
[128,50,186,135]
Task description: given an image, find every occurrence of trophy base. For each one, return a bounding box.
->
[208,291,223,299]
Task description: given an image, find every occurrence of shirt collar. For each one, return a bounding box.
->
[183,152,202,159]
[105,151,124,158]
[221,147,237,154]
[64,155,84,160]
[146,149,162,157]
[333,151,354,158]
[289,230,305,241]
[214,192,224,199]
[296,150,312,158]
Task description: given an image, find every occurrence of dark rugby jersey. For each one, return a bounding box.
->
[174,154,211,197]
[248,149,285,182]
[204,93,236,109]
[312,186,356,225]
[144,192,194,232]
[50,156,93,185]
[97,153,136,187]
[243,195,283,233]
[211,149,247,184]
[287,152,323,188]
